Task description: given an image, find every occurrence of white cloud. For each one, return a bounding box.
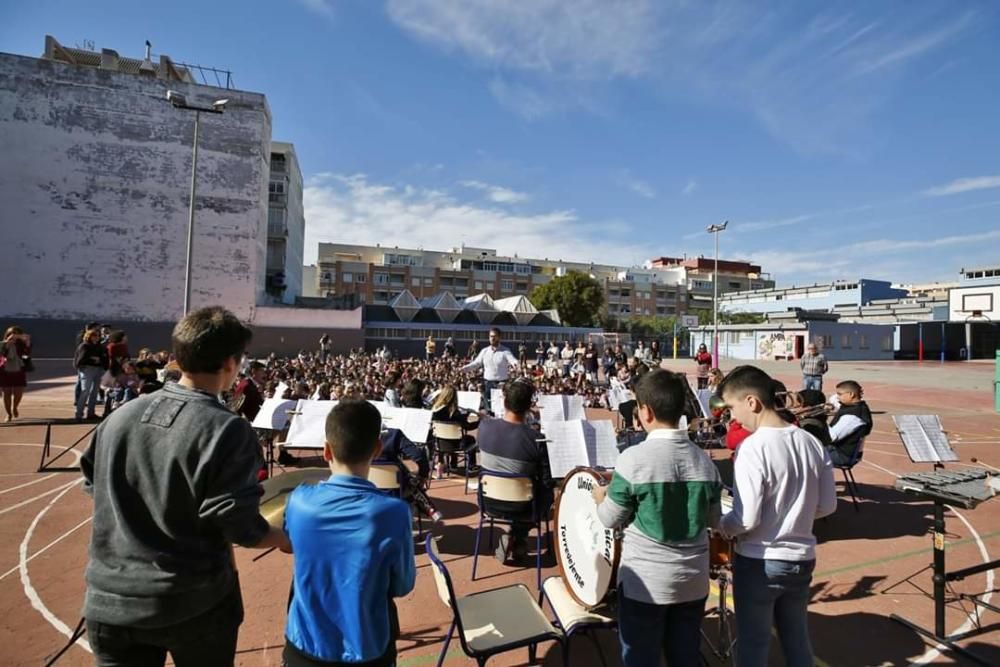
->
[923,175,1000,197]
[385,2,977,153]
[682,179,698,196]
[303,173,649,265]
[458,179,529,204]
[616,171,655,199]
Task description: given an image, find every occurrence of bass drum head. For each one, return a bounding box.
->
[554,467,619,608]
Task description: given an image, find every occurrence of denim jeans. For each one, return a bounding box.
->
[76,366,104,419]
[617,589,706,667]
[87,583,243,666]
[802,375,823,392]
[733,554,815,667]
[482,380,500,412]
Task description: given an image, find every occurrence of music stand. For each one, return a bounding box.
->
[887,415,995,666]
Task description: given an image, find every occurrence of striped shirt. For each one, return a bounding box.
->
[597,429,722,605]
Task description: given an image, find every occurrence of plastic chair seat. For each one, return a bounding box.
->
[457,584,561,654]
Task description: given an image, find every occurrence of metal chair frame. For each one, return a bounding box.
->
[833,437,865,512]
[370,460,423,535]
[471,470,547,590]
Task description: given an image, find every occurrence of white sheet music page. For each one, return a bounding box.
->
[565,395,586,421]
[542,420,587,478]
[394,407,433,444]
[285,400,338,449]
[536,394,567,422]
[251,398,297,431]
[457,391,481,412]
[490,389,504,416]
[274,381,290,400]
[582,420,619,470]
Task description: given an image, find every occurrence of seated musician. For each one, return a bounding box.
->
[592,369,723,667]
[379,426,443,523]
[430,385,479,472]
[477,379,553,564]
[284,400,416,667]
[234,361,265,421]
[827,380,872,465]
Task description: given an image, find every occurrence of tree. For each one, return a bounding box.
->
[689,308,764,325]
[530,271,605,327]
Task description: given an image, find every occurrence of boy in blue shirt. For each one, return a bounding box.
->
[283,400,416,666]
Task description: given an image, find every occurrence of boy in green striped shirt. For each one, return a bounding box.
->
[593,369,722,667]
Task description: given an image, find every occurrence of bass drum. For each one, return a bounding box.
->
[554,467,621,608]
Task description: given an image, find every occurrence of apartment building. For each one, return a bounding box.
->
[265,142,305,304]
[312,243,767,321]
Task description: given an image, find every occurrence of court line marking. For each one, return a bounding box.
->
[0,516,92,582]
[0,479,83,516]
[19,479,92,655]
[861,460,996,665]
[0,473,60,496]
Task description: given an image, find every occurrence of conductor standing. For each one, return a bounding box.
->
[461,327,519,412]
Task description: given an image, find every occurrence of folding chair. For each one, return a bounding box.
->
[834,438,865,512]
[431,421,475,494]
[426,534,563,667]
[471,471,545,590]
[540,576,616,666]
[368,461,423,534]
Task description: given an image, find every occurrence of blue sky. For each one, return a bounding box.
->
[4,1,1000,285]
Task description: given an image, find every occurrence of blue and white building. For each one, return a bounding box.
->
[718,279,908,315]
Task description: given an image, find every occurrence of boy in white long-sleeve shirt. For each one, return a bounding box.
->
[718,365,837,667]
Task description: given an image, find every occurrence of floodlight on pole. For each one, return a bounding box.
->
[163,91,227,316]
[706,220,728,370]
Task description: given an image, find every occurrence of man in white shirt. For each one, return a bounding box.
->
[717,365,837,667]
[559,341,574,378]
[461,327,519,411]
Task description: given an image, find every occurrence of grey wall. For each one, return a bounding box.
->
[0,53,272,322]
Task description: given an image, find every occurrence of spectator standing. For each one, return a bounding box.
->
[694,344,712,389]
[425,335,436,360]
[0,326,31,422]
[799,343,829,392]
[319,333,332,361]
[75,328,109,422]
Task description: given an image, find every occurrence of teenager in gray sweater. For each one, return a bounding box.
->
[81,306,290,666]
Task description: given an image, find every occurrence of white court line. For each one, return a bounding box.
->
[861,460,996,666]
[19,480,91,654]
[0,516,91,582]
[0,479,83,516]
[0,473,59,496]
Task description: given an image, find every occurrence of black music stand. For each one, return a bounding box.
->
[886,415,998,666]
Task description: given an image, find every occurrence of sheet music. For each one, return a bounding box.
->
[582,420,619,470]
[536,394,566,421]
[696,389,713,419]
[542,420,586,478]
[607,379,634,410]
[565,395,586,421]
[457,391,482,412]
[251,398,297,431]
[274,381,290,400]
[490,388,504,416]
[285,399,338,449]
[893,415,959,463]
[391,407,433,444]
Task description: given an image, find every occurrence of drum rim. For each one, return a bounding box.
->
[553,466,621,609]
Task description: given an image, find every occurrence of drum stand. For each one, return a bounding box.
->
[701,566,737,665]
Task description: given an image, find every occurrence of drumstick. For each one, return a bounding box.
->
[970,458,1000,473]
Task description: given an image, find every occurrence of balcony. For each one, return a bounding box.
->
[268,221,287,237]
[268,193,287,205]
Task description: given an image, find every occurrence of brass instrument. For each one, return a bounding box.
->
[790,403,836,420]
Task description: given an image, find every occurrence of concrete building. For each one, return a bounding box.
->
[647,256,775,312]
[313,242,770,323]
[947,265,1000,359]
[0,36,272,323]
[265,141,304,304]
[689,311,897,362]
[718,279,907,315]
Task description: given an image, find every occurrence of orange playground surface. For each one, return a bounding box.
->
[0,359,997,666]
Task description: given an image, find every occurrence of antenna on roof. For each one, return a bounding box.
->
[139,39,155,76]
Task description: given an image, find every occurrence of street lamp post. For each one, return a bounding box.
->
[166,90,228,316]
[706,221,728,369]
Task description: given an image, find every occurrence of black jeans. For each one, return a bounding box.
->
[87,583,243,667]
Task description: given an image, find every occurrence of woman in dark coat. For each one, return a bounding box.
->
[0,326,31,421]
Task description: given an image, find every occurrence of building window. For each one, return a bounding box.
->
[374,273,388,285]
[412,278,420,287]
[820,335,833,348]
[485,282,494,290]
[501,279,513,291]
[882,335,893,351]
[516,282,528,291]
[841,334,851,348]
[423,278,433,287]
[474,281,483,290]
[859,334,869,349]
[322,272,333,282]
[268,182,285,194]
[342,272,352,283]
[356,273,367,284]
